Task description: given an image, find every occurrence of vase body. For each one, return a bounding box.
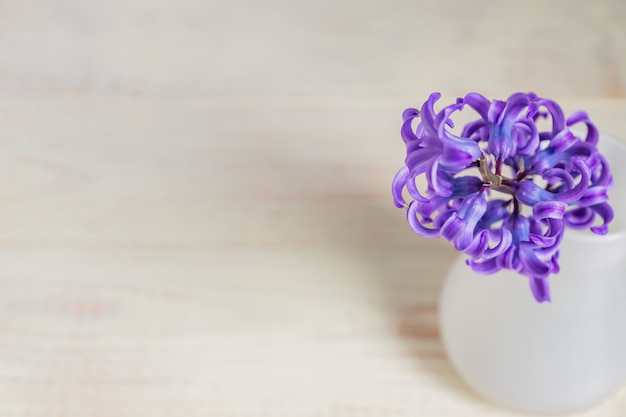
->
[439,134,626,414]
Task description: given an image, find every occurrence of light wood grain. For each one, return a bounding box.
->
[0,0,624,416]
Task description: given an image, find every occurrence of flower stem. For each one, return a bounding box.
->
[477,157,516,196]
[513,197,521,216]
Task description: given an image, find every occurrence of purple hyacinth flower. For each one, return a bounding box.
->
[392,92,613,303]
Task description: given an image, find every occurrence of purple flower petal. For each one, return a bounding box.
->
[477,199,510,230]
[566,110,599,146]
[536,98,566,134]
[420,93,442,137]
[497,246,519,271]
[483,228,512,259]
[441,192,487,249]
[405,146,440,175]
[467,257,501,274]
[488,99,506,124]
[550,254,561,274]
[407,201,440,238]
[433,209,456,229]
[463,92,491,120]
[529,233,553,247]
[591,153,612,186]
[542,168,574,189]
[440,213,464,242]
[578,186,608,208]
[550,129,580,153]
[529,277,551,303]
[401,108,421,143]
[519,245,552,279]
[440,144,481,170]
[532,201,567,220]
[461,229,488,257]
[531,141,596,172]
[517,157,590,206]
[405,173,429,202]
[564,207,595,229]
[428,157,450,196]
[436,103,482,170]
[461,119,489,141]
[392,166,410,208]
[513,120,540,155]
[589,202,614,235]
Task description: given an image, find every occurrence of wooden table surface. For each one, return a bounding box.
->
[0,1,625,416]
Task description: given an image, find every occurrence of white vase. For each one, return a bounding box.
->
[439,134,626,414]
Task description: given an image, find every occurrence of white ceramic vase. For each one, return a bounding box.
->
[439,134,626,414]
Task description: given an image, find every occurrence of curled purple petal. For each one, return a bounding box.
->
[436,103,482,170]
[589,202,614,235]
[517,157,590,206]
[463,92,491,120]
[461,119,489,141]
[578,186,608,208]
[461,229,489,257]
[441,144,482,170]
[428,158,449,196]
[407,201,440,238]
[405,174,429,202]
[440,212,464,242]
[591,153,612,186]
[441,192,487,249]
[514,120,540,155]
[405,147,440,174]
[497,246,519,271]
[530,277,551,303]
[432,209,456,229]
[419,93,442,136]
[566,110,599,146]
[483,228,512,259]
[467,258,501,274]
[401,108,421,143]
[564,207,595,229]
[519,245,552,279]
[533,201,567,220]
[488,99,506,124]
[542,167,574,189]
[536,98,566,134]
[392,166,409,208]
[549,130,579,153]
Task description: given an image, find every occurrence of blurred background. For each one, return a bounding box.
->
[0,0,624,416]
[1,1,624,96]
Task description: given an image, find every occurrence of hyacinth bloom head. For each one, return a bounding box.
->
[392,92,613,302]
